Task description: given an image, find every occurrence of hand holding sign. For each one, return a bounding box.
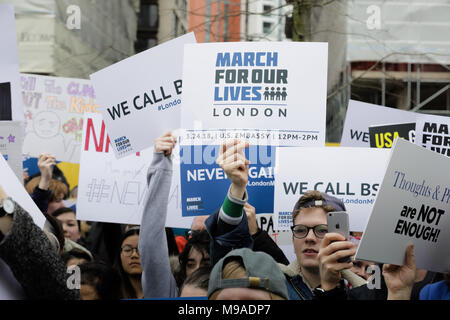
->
[318,232,356,291]
[154,131,177,157]
[216,139,250,200]
[383,243,417,300]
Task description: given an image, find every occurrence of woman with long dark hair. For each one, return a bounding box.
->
[114,227,143,299]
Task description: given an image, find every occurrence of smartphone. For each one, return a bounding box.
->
[327,211,351,263]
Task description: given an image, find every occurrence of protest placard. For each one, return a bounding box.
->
[341,100,417,147]
[77,113,189,228]
[0,4,23,122]
[256,213,295,263]
[356,138,450,273]
[0,121,23,182]
[415,113,450,157]
[0,151,45,228]
[21,73,98,163]
[369,122,415,148]
[179,42,327,217]
[180,42,328,147]
[273,146,391,231]
[89,33,196,159]
[179,144,276,217]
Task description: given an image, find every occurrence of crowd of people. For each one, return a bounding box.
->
[0,132,449,301]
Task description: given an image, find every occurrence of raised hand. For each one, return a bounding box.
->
[37,153,56,190]
[154,131,177,157]
[216,139,250,199]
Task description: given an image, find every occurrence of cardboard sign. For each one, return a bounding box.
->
[90,33,197,159]
[415,113,450,157]
[0,5,23,123]
[180,42,328,147]
[0,121,23,182]
[0,152,45,228]
[341,100,417,147]
[179,144,275,217]
[274,146,391,231]
[369,123,415,148]
[356,139,450,273]
[21,73,98,163]
[77,113,190,228]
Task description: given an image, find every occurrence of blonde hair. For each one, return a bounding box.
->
[210,259,285,300]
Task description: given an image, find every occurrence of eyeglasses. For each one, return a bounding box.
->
[290,224,328,239]
[121,245,140,257]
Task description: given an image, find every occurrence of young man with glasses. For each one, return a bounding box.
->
[278,191,365,300]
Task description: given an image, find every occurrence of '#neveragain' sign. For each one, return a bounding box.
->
[90,33,197,159]
[356,139,450,273]
[273,146,390,232]
[77,113,190,228]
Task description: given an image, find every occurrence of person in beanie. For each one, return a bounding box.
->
[278,190,366,300]
[208,248,288,300]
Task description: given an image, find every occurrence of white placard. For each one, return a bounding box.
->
[415,113,450,157]
[341,100,417,147]
[356,139,450,273]
[180,42,328,146]
[90,33,197,159]
[0,152,45,228]
[21,73,98,163]
[0,4,23,123]
[274,147,391,232]
[77,113,190,228]
[0,121,23,182]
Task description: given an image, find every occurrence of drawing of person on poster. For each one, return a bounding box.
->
[23,110,79,162]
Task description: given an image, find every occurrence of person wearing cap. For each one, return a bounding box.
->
[278,190,366,300]
[208,248,288,300]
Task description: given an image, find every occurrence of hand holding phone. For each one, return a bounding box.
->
[327,211,351,263]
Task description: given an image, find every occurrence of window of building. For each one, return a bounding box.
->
[263,5,272,16]
[263,22,272,34]
[138,3,158,29]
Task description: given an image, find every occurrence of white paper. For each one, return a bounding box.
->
[356,139,450,273]
[415,113,450,157]
[77,113,190,228]
[180,42,328,147]
[0,5,23,122]
[21,73,98,163]
[274,146,391,231]
[0,153,45,228]
[341,100,417,147]
[90,33,197,159]
[0,121,23,182]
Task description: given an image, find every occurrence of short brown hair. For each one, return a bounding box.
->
[292,190,335,223]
